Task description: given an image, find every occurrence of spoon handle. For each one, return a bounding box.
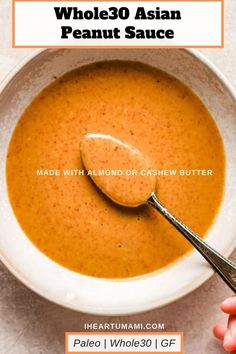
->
[148,193,236,293]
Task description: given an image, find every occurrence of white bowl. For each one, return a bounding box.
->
[1,49,236,316]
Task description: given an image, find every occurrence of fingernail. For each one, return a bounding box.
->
[222,297,232,305]
[223,329,232,349]
[222,297,235,306]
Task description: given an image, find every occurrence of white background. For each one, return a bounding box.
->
[0,0,236,353]
[14,1,222,47]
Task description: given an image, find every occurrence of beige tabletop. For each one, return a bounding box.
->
[1,1,236,353]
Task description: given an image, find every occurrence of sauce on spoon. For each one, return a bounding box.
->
[80,133,156,207]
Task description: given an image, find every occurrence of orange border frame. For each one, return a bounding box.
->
[65,332,184,354]
[12,0,224,48]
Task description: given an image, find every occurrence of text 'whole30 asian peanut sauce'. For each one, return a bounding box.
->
[7,61,225,278]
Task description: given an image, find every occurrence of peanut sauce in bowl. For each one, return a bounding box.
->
[6,61,225,279]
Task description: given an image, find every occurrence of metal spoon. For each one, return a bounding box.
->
[148,192,236,292]
[81,133,236,291]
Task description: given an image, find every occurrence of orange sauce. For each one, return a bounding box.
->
[6,61,225,278]
[80,133,156,207]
